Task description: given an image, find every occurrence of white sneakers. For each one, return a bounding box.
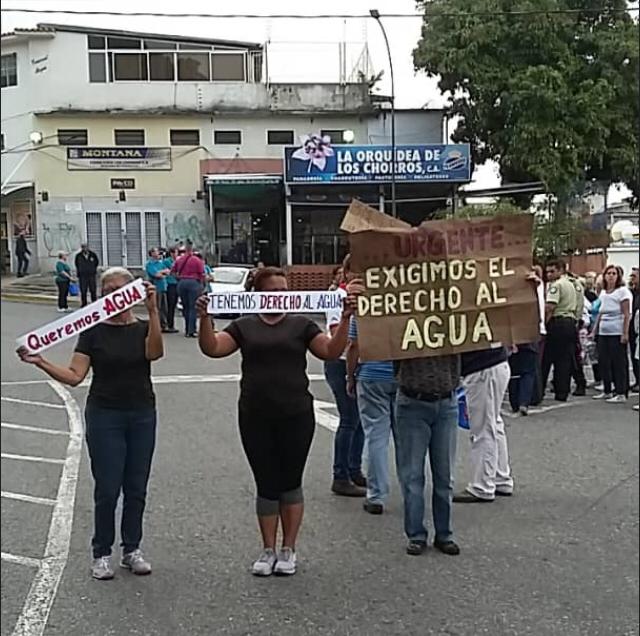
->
[274,548,297,576]
[252,548,277,576]
[252,547,297,576]
[593,393,628,404]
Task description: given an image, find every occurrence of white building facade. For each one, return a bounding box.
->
[1,23,380,272]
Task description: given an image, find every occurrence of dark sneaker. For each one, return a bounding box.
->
[519,406,529,416]
[91,556,114,580]
[121,549,151,575]
[362,500,384,515]
[351,474,367,488]
[433,540,460,556]
[331,479,366,497]
[572,387,586,397]
[406,540,427,556]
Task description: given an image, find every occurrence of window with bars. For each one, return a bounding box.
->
[170,129,200,146]
[87,35,251,83]
[320,129,346,143]
[58,129,88,145]
[214,130,242,145]
[1,54,17,88]
[114,129,145,146]
[267,130,294,145]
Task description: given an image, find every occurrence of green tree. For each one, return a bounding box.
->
[413,0,639,204]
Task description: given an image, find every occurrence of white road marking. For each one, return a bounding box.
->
[1,380,51,387]
[1,553,42,569]
[314,399,339,433]
[1,453,65,465]
[1,397,65,409]
[1,491,56,506]
[2,422,70,436]
[12,381,83,636]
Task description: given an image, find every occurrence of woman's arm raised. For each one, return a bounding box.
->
[144,283,164,361]
[196,295,239,358]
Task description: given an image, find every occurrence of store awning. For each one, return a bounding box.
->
[1,181,33,197]
[205,173,283,202]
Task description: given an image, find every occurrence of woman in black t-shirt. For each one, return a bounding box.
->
[196,266,361,577]
[17,267,164,581]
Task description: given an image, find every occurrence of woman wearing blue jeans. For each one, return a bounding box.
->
[18,268,164,581]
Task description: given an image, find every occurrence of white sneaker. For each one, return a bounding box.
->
[251,548,277,576]
[120,548,152,575]
[91,556,114,580]
[594,383,604,391]
[56,307,66,313]
[633,404,639,411]
[606,395,627,404]
[592,392,613,400]
[274,547,297,576]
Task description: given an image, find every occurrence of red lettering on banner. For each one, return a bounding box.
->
[65,324,74,335]
[92,310,100,321]
[130,286,142,302]
[112,292,126,310]
[48,331,58,343]
[57,327,64,339]
[27,334,41,351]
[73,317,87,331]
[260,295,268,309]
[103,298,116,315]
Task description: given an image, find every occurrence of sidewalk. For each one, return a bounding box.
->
[0,273,68,306]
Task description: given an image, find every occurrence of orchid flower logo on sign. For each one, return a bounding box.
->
[290,134,335,173]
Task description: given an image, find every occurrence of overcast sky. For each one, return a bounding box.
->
[2,0,634,200]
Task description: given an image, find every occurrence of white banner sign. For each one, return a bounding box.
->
[16,279,147,354]
[207,291,344,315]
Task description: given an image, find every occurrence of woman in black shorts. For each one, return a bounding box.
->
[196,267,361,576]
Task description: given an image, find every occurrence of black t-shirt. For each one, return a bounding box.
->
[224,315,322,415]
[75,320,154,409]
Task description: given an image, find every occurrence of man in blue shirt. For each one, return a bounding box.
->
[346,317,397,514]
[145,248,169,331]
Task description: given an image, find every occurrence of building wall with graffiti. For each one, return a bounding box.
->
[35,196,207,272]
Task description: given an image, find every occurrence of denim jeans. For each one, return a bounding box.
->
[85,404,157,558]
[356,379,397,504]
[177,279,202,336]
[324,360,364,480]
[394,390,458,543]
[508,348,538,410]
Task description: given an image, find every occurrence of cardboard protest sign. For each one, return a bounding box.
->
[343,201,539,361]
[208,291,343,315]
[16,279,146,354]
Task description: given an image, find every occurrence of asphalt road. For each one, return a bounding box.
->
[1,300,638,636]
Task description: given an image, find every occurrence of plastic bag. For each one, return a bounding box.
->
[69,282,79,296]
[457,386,469,430]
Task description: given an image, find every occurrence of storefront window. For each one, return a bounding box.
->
[292,207,348,265]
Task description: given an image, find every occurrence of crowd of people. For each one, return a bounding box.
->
[16,250,638,581]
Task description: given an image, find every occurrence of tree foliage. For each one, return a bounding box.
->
[413,0,639,202]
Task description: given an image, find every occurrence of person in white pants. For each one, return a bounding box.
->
[454,347,514,503]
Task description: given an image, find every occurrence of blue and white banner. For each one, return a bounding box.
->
[67,147,172,171]
[284,141,470,184]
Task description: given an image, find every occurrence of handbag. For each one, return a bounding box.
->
[69,281,79,296]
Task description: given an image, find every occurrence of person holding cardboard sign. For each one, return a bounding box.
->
[195,266,363,577]
[17,267,164,581]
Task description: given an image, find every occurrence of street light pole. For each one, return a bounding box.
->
[370,9,397,217]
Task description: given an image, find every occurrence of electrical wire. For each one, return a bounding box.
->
[0,7,637,19]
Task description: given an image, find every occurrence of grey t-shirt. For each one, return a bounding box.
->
[224,314,322,415]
